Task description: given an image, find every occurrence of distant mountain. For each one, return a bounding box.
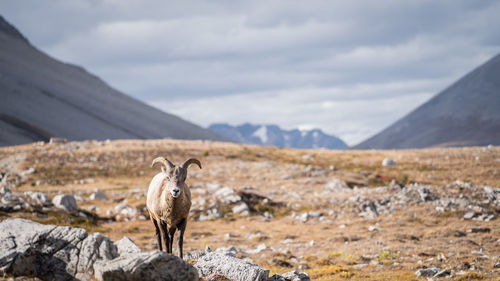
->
[209,123,347,149]
[0,15,225,147]
[354,54,500,149]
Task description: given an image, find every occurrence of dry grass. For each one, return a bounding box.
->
[1,139,499,280]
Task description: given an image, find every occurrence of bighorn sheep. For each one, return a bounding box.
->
[147,156,202,258]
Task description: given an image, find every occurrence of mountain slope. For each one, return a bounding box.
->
[355,54,500,149]
[209,123,347,149]
[0,15,225,146]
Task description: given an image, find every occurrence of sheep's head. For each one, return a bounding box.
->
[151,157,202,198]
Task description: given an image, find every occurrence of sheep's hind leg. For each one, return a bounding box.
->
[160,220,170,253]
[151,218,162,251]
[177,219,187,259]
[168,227,176,255]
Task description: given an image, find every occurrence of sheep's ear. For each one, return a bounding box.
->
[181,158,202,170]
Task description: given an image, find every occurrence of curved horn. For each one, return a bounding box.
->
[181,158,202,170]
[151,157,175,173]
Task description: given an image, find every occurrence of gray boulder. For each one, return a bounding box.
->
[415,267,439,277]
[281,270,311,281]
[232,202,250,214]
[52,194,78,212]
[94,251,198,281]
[75,233,118,280]
[0,218,116,281]
[115,236,142,256]
[195,251,269,281]
[382,158,397,166]
[0,218,198,281]
[89,192,109,201]
[417,187,438,201]
[24,191,51,204]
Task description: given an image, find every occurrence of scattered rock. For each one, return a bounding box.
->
[195,252,269,281]
[454,230,467,237]
[433,269,451,278]
[415,267,439,277]
[301,155,314,161]
[473,214,495,221]
[297,265,310,270]
[299,213,310,223]
[94,251,198,281]
[368,226,383,232]
[281,270,311,281]
[215,246,238,256]
[49,137,67,144]
[233,202,250,214]
[418,187,438,201]
[89,192,109,201]
[24,191,50,204]
[199,208,224,221]
[118,206,138,217]
[268,274,286,281]
[463,212,475,219]
[467,228,491,233]
[214,187,241,204]
[435,206,445,212]
[325,179,351,192]
[52,194,77,212]
[245,244,267,254]
[360,201,379,218]
[382,158,397,166]
[298,211,322,223]
[114,203,129,212]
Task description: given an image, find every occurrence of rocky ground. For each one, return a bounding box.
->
[0,139,499,280]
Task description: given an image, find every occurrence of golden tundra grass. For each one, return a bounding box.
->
[0,139,499,280]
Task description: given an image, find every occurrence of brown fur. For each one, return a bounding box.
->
[146,157,201,258]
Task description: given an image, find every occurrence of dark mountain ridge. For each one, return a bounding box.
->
[0,15,225,146]
[354,54,500,149]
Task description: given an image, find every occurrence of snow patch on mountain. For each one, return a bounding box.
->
[209,123,347,150]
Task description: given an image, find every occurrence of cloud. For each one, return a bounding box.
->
[150,80,437,145]
[1,0,499,145]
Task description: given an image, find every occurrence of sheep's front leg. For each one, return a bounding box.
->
[177,219,187,259]
[160,221,170,253]
[168,227,176,255]
[152,218,162,251]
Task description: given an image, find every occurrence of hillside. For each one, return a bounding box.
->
[355,54,500,149]
[209,123,347,149]
[0,15,225,147]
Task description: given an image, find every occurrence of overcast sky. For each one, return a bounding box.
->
[1,1,499,145]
